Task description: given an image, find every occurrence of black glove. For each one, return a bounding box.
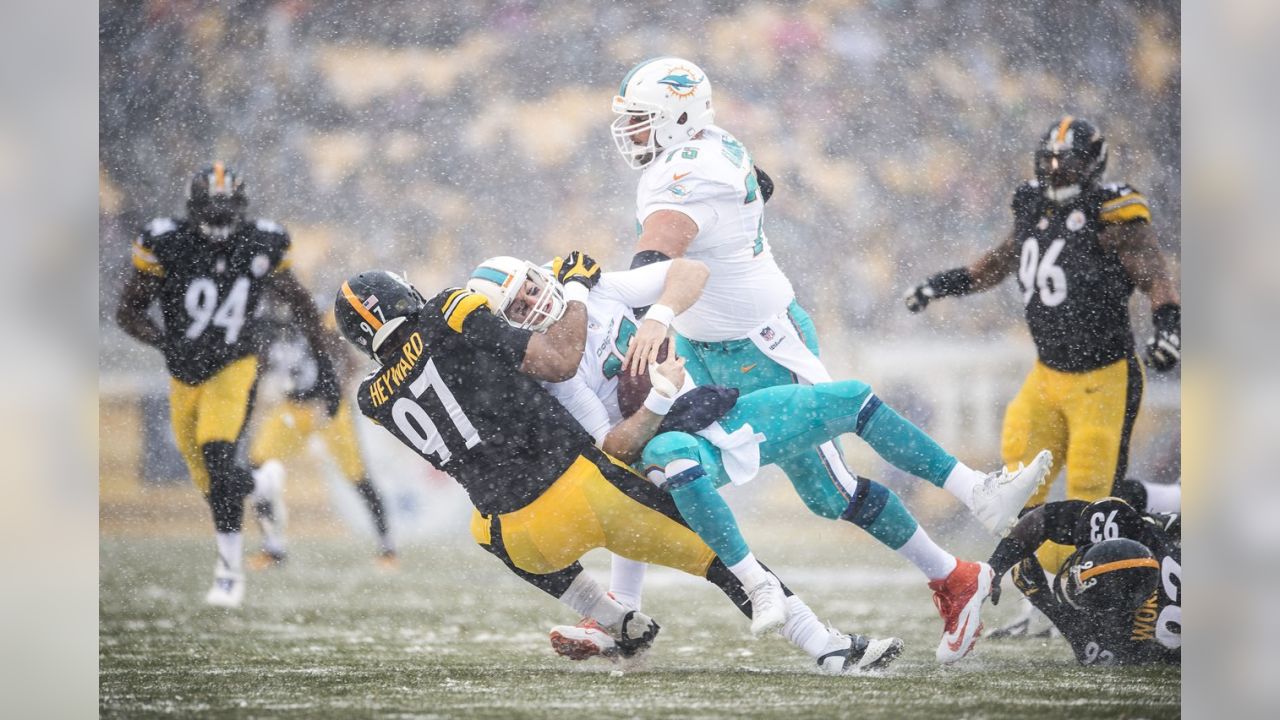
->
[313,353,342,417]
[986,535,1033,606]
[657,385,740,435]
[904,268,973,313]
[555,251,601,289]
[1145,304,1180,372]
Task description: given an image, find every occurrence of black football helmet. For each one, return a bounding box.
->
[1073,497,1147,547]
[1058,538,1159,612]
[187,161,248,237]
[1034,116,1108,203]
[335,271,426,363]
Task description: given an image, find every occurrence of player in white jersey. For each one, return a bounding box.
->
[467,256,904,674]
[469,255,1051,664]
[609,57,1054,661]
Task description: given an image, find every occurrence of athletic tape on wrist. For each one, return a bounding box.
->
[643,388,676,415]
[644,304,674,327]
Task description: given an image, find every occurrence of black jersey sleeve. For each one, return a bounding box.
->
[247,218,292,272]
[131,217,180,276]
[989,500,1089,577]
[431,288,532,369]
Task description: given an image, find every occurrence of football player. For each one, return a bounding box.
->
[468,255,1050,664]
[904,117,1181,629]
[115,162,341,607]
[334,258,902,674]
[246,299,396,569]
[986,497,1180,665]
[608,57,1051,662]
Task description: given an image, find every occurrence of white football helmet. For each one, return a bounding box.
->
[466,256,566,333]
[611,57,715,169]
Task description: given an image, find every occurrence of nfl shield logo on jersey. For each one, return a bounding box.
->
[760,327,775,342]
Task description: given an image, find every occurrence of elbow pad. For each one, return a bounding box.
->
[630,250,671,269]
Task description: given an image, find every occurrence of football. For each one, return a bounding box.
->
[617,338,671,417]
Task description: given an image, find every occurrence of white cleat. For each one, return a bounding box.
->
[815,628,905,674]
[550,619,619,661]
[251,460,288,547]
[205,566,245,608]
[970,450,1053,536]
[747,574,788,637]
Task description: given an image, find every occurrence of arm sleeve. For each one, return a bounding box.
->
[544,375,614,444]
[595,262,672,309]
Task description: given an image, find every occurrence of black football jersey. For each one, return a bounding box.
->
[1011,181,1152,372]
[132,217,291,384]
[1010,500,1181,666]
[357,291,595,516]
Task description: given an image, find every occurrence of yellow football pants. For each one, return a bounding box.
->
[249,397,367,483]
[1002,354,1144,572]
[168,355,259,495]
[470,452,716,577]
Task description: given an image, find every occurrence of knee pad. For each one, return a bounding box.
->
[641,431,702,473]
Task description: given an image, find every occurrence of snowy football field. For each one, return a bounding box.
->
[100,528,1179,719]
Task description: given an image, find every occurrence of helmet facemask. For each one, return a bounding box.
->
[467,258,567,333]
[188,162,247,240]
[611,99,666,169]
[1035,117,1108,204]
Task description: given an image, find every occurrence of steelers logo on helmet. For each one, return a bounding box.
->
[1034,116,1108,204]
[1060,537,1159,612]
[1073,497,1146,546]
[335,270,426,362]
[466,256,567,333]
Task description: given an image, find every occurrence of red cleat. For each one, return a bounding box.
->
[549,618,618,662]
[929,560,994,664]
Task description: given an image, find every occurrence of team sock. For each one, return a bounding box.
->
[780,595,831,658]
[665,461,751,567]
[726,552,770,591]
[897,526,958,581]
[214,532,244,575]
[858,400,959,487]
[608,555,647,611]
[560,573,628,630]
[1140,479,1181,514]
[942,462,984,509]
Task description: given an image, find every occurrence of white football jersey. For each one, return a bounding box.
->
[542,263,671,442]
[635,125,795,342]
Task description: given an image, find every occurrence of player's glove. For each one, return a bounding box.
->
[554,251,602,289]
[313,353,343,417]
[904,268,974,313]
[657,385,740,435]
[1145,304,1180,372]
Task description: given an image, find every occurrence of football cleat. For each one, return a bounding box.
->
[746,573,788,637]
[614,610,660,659]
[205,566,245,608]
[251,460,288,537]
[550,618,619,662]
[970,450,1052,536]
[245,548,287,571]
[931,560,994,664]
[988,596,1059,640]
[815,628,904,674]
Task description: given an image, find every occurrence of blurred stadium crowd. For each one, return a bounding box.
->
[99,0,1179,385]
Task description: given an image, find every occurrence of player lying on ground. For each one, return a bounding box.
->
[467,254,1053,663]
[333,258,902,674]
[985,497,1180,665]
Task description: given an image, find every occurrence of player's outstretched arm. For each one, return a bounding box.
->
[271,268,345,414]
[115,270,165,349]
[624,258,708,376]
[904,228,1019,312]
[520,251,599,382]
[602,354,687,463]
[1103,222,1181,371]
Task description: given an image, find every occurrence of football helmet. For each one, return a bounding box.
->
[465,256,566,333]
[335,270,425,363]
[611,57,715,169]
[1058,538,1159,612]
[1073,497,1147,547]
[187,161,247,238]
[1034,116,1107,203]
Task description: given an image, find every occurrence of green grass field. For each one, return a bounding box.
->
[100,531,1179,719]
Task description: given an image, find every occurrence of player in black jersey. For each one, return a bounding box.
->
[246,298,396,570]
[905,117,1181,576]
[986,497,1180,665]
[116,162,341,608]
[334,259,901,671]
